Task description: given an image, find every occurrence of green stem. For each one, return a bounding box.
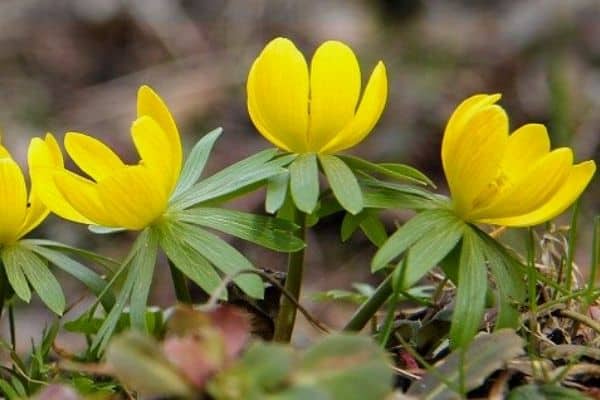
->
[168,259,192,304]
[273,211,307,342]
[9,303,15,351]
[343,274,392,332]
[378,288,399,348]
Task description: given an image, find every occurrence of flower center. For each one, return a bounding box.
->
[471,169,511,210]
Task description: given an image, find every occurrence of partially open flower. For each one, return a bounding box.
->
[0,137,56,245]
[30,85,182,230]
[442,94,596,227]
[247,37,387,154]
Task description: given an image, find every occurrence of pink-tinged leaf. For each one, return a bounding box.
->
[33,385,81,400]
[163,336,221,389]
[209,306,251,359]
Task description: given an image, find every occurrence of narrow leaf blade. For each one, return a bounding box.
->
[319,155,363,215]
[449,227,488,349]
[177,207,304,252]
[290,153,319,214]
[174,127,223,196]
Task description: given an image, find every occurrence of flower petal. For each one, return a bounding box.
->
[65,132,125,181]
[137,85,182,179]
[444,104,509,217]
[469,148,573,220]
[442,94,502,174]
[131,115,176,194]
[501,123,550,180]
[307,41,361,151]
[0,145,10,158]
[247,37,309,152]
[53,170,115,227]
[0,157,28,243]
[96,165,168,230]
[321,61,388,153]
[28,134,90,224]
[480,160,596,227]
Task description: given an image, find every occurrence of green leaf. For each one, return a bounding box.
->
[176,207,304,252]
[170,148,284,209]
[267,387,329,400]
[26,244,114,310]
[20,239,119,271]
[158,224,224,299]
[290,153,319,213]
[1,246,31,302]
[398,216,464,289]
[372,209,458,272]
[92,230,155,353]
[14,246,65,315]
[129,228,159,332]
[341,212,368,242]
[106,331,191,398]
[296,334,393,400]
[265,172,289,214]
[0,379,20,400]
[478,231,526,330]
[88,225,127,234]
[360,213,388,247]
[407,329,524,399]
[175,222,265,299]
[338,154,434,186]
[508,384,588,400]
[174,127,223,197]
[319,154,363,215]
[449,228,488,349]
[360,176,444,207]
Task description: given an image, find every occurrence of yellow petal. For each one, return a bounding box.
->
[321,61,388,153]
[96,165,168,230]
[480,160,596,227]
[17,191,49,239]
[137,85,182,178]
[247,37,309,152]
[28,135,91,224]
[469,148,573,220]
[307,41,361,151]
[442,94,502,174]
[131,115,175,193]
[0,144,10,158]
[65,132,125,181]
[501,124,550,180]
[0,158,28,243]
[54,170,115,227]
[443,105,509,217]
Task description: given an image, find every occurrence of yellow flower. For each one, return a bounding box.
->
[0,137,58,245]
[247,37,388,154]
[30,85,182,230]
[442,94,596,227]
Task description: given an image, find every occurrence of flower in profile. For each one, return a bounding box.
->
[442,94,596,227]
[247,37,388,154]
[0,136,59,245]
[30,85,182,230]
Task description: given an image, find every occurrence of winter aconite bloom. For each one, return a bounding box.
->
[247,37,387,154]
[0,137,58,244]
[30,85,182,230]
[442,94,596,227]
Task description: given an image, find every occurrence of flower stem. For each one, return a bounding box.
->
[343,274,393,332]
[273,211,307,342]
[168,259,192,303]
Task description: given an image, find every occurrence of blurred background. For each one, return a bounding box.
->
[0,0,598,347]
